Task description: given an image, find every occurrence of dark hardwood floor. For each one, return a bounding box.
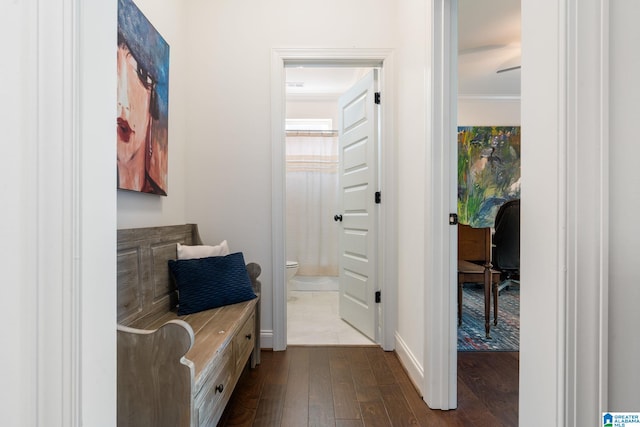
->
[218,347,518,427]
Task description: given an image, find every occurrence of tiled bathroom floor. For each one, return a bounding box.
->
[287,291,375,346]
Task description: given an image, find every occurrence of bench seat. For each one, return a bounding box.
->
[116,224,261,427]
[137,298,257,390]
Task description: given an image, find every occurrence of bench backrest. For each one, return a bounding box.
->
[117,224,203,327]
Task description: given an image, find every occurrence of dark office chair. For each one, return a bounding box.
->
[492,199,520,293]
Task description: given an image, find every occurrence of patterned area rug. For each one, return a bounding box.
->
[458,283,520,351]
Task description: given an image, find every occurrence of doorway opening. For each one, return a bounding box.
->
[270,49,397,352]
[285,66,378,346]
[453,0,521,417]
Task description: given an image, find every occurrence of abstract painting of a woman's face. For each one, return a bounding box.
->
[117,42,152,190]
[117,0,169,195]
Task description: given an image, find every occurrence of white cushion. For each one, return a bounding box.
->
[177,240,229,259]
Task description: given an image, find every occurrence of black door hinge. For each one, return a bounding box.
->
[374,92,381,105]
[375,291,381,303]
[449,213,458,225]
[375,191,381,204]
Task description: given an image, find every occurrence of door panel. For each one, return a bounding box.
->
[343,185,368,212]
[344,229,367,256]
[337,69,378,340]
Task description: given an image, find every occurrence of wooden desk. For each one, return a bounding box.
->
[458,259,501,338]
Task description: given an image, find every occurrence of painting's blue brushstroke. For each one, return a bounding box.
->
[118,0,170,125]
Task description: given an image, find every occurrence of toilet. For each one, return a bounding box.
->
[286,261,299,299]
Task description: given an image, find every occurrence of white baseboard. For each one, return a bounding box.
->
[394,332,425,396]
[260,330,274,350]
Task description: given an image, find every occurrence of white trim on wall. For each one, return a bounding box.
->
[424,0,458,410]
[36,1,83,423]
[395,332,425,394]
[25,1,117,425]
[564,0,610,424]
[78,1,118,424]
[270,49,287,351]
[519,0,609,425]
[520,0,570,422]
[270,48,397,352]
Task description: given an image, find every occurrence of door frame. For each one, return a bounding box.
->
[270,48,397,351]
[430,0,610,422]
[424,0,459,409]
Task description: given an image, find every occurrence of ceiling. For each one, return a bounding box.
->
[458,0,521,97]
[286,0,521,99]
[285,67,371,99]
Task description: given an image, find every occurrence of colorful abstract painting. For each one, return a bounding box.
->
[117,0,170,195]
[458,126,521,228]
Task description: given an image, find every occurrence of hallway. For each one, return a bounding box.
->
[219,346,518,426]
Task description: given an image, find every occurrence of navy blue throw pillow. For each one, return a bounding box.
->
[168,252,257,316]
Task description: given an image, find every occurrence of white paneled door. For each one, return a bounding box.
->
[336,70,379,340]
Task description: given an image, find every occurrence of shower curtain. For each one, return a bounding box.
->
[286,131,339,276]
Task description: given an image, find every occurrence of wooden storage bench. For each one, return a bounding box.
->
[116,224,261,427]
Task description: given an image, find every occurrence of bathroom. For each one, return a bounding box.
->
[285,66,374,346]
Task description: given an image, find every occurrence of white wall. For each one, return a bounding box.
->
[2,3,39,424]
[396,0,428,382]
[184,0,429,382]
[286,97,339,125]
[521,0,623,424]
[609,0,640,410]
[1,1,117,425]
[79,2,119,424]
[117,0,189,229]
[521,0,568,422]
[458,97,520,126]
